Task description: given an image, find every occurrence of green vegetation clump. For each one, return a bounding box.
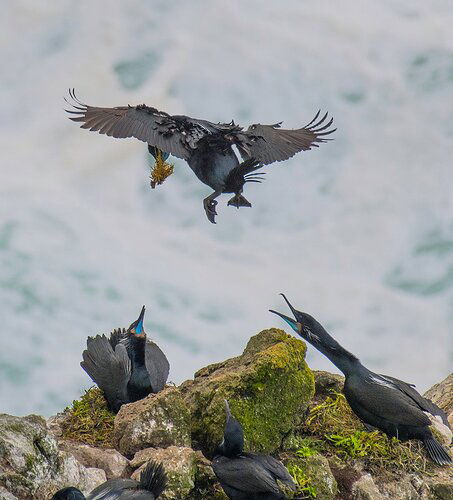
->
[60,387,114,447]
[285,463,317,498]
[304,392,427,473]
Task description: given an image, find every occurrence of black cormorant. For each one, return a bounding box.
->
[65,90,335,223]
[212,400,296,499]
[270,294,452,466]
[51,460,167,499]
[51,487,84,500]
[81,306,170,413]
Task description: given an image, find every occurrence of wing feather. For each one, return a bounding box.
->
[80,335,131,412]
[144,340,170,393]
[66,90,237,161]
[235,110,335,165]
[213,456,281,494]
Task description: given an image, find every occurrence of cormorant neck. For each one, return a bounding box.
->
[220,416,244,458]
[302,325,360,376]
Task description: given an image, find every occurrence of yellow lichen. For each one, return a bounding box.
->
[150,149,174,188]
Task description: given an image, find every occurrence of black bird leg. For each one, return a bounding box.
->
[203,190,222,224]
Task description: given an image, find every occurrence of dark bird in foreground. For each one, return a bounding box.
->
[65,89,335,223]
[81,306,170,413]
[270,294,452,466]
[51,460,167,499]
[212,400,296,499]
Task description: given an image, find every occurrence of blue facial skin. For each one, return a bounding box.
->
[135,318,144,334]
[282,317,298,333]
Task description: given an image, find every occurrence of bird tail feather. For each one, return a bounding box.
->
[80,335,130,412]
[139,461,167,497]
[423,437,452,465]
[227,194,252,208]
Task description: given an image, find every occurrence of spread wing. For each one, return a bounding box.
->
[109,327,128,350]
[213,456,282,495]
[234,110,335,165]
[80,335,131,412]
[144,340,170,393]
[65,89,236,161]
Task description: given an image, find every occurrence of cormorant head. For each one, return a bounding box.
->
[217,400,244,458]
[127,305,146,338]
[269,294,323,344]
[51,486,85,500]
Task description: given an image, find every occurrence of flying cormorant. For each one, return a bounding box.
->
[270,294,452,466]
[51,460,167,499]
[212,400,296,499]
[65,89,335,223]
[81,306,170,413]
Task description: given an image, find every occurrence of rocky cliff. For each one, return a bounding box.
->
[0,329,451,500]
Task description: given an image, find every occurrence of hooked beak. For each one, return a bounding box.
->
[135,305,146,334]
[269,294,301,333]
[224,399,231,419]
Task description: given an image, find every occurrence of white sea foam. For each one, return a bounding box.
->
[0,0,452,415]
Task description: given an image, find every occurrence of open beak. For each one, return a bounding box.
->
[269,294,300,332]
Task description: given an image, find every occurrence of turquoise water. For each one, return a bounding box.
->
[0,0,452,416]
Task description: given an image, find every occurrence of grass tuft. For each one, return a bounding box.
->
[60,387,115,447]
[304,392,427,473]
[285,464,317,498]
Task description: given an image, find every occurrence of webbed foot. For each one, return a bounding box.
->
[227,194,252,209]
[203,197,218,224]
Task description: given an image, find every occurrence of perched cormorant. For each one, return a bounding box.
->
[270,294,452,466]
[212,400,296,499]
[81,306,170,413]
[65,90,335,223]
[51,487,85,500]
[51,460,167,499]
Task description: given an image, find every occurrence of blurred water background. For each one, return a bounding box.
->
[0,0,452,416]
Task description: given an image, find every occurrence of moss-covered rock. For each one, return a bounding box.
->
[130,446,198,500]
[282,452,338,499]
[60,387,115,447]
[191,454,228,500]
[114,387,191,457]
[181,329,314,456]
[0,413,106,499]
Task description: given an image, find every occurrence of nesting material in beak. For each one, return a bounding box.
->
[150,149,174,188]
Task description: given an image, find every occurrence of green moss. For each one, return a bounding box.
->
[285,464,317,498]
[304,392,427,473]
[185,329,315,455]
[61,387,114,447]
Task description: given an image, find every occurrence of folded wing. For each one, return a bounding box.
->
[144,340,170,393]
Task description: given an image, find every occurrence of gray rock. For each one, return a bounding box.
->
[284,453,337,500]
[130,446,197,500]
[0,413,106,500]
[113,387,191,457]
[424,373,453,429]
[58,441,130,479]
[352,473,383,500]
